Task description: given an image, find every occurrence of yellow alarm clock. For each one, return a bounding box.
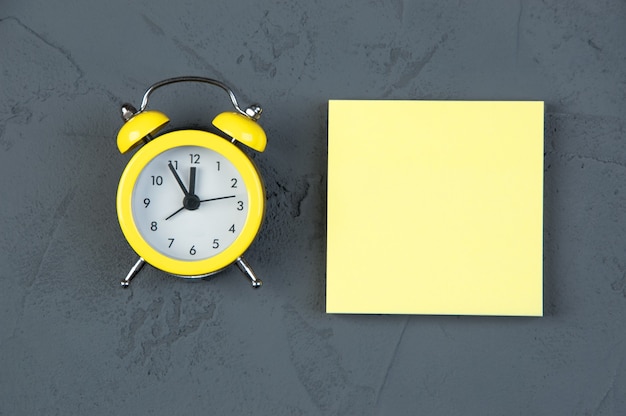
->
[115,77,266,288]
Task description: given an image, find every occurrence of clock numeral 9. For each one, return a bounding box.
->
[144,198,150,208]
[151,175,163,186]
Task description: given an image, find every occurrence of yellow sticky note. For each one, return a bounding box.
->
[326,100,544,316]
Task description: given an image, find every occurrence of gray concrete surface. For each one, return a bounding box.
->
[1,1,625,415]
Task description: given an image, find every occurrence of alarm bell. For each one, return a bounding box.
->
[212,111,267,152]
[117,108,170,154]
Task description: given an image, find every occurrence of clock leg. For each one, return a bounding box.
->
[120,257,146,288]
[235,257,262,288]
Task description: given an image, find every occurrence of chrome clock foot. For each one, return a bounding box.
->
[121,257,146,288]
[235,257,262,288]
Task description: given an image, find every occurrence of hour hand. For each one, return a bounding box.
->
[168,162,189,196]
[189,166,197,195]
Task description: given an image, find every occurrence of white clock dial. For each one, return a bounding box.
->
[131,145,249,261]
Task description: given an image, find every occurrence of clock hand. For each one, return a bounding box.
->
[165,195,236,220]
[168,162,190,196]
[189,167,196,196]
[166,165,201,221]
[165,205,185,221]
[199,195,236,203]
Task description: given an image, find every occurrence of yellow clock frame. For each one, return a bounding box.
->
[117,129,265,277]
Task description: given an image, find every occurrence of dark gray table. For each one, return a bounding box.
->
[1,1,625,415]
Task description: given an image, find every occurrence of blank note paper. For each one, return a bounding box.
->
[326,100,544,316]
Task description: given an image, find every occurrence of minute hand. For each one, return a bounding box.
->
[168,162,190,196]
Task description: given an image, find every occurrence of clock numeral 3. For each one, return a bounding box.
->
[237,201,244,211]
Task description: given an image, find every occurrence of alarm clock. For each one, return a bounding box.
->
[115,76,267,288]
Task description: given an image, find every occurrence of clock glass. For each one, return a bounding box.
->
[131,145,249,261]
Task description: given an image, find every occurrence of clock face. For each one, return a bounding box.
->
[131,145,249,261]
[117,130,264,276]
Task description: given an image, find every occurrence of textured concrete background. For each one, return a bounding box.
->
[1,1,625,415]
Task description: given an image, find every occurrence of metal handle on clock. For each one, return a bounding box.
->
[138,76,263,121]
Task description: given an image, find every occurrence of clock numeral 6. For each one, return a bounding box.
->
[189,245,197,255]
